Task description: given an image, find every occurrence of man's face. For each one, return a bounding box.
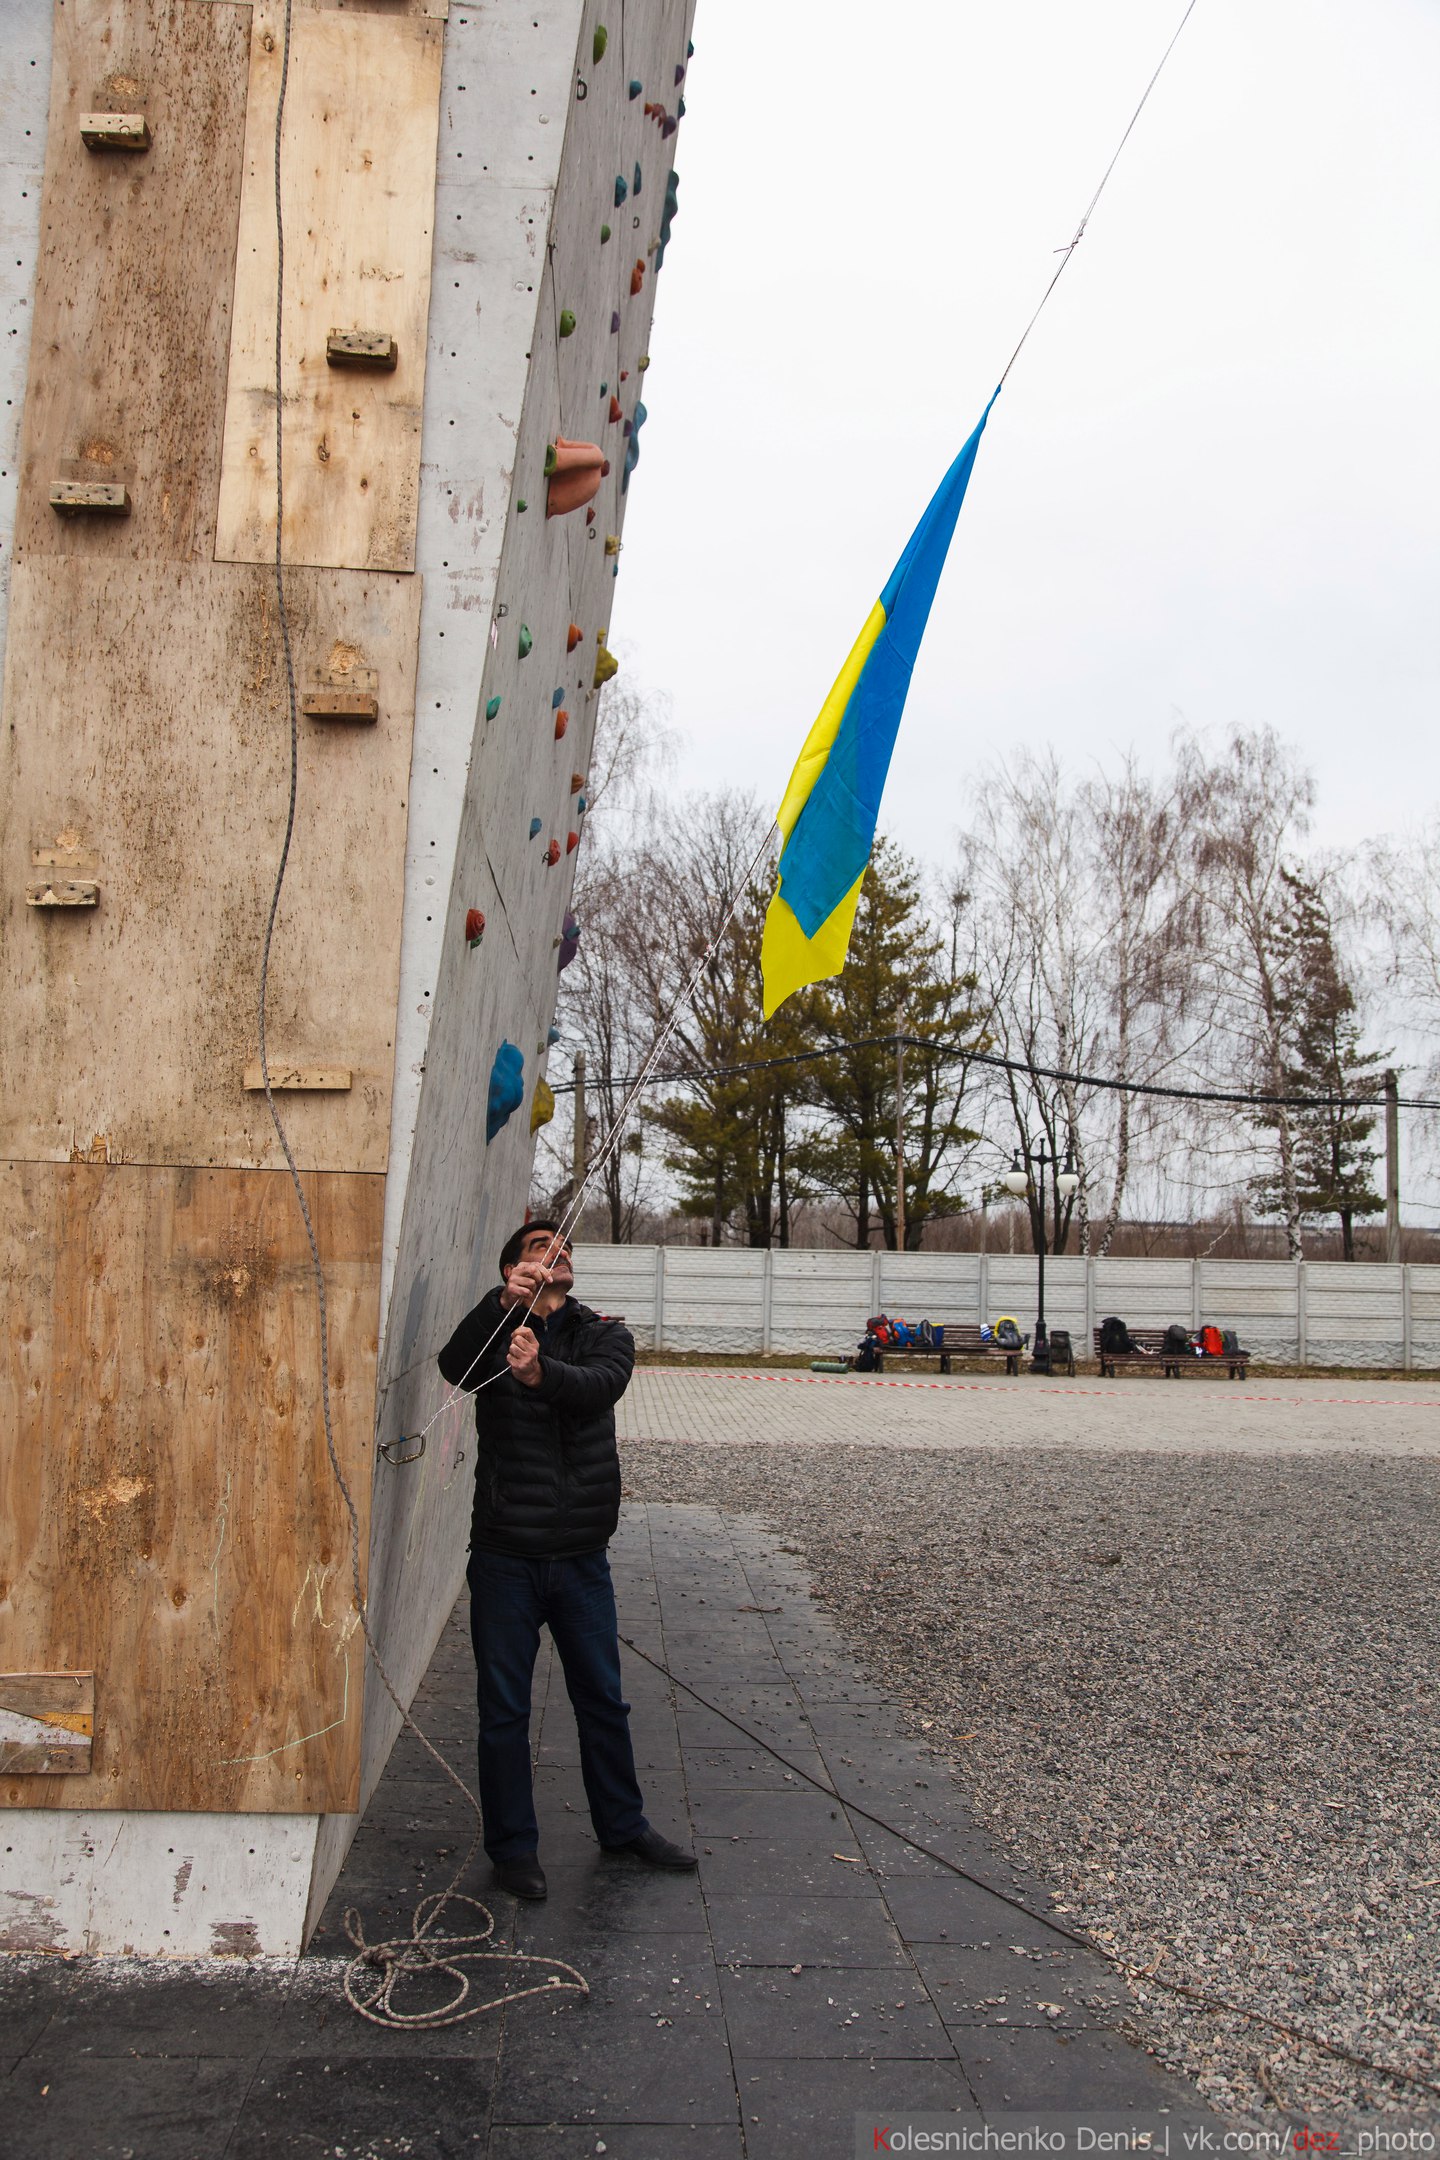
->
[510,1228,573,1290]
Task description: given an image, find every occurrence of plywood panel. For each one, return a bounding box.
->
[0,1160,378,1812]
[0,556,419,1171]
[215,3,443,572]
[14,0,251,565]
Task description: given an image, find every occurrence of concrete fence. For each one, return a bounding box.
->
[572,1245,1440,1370]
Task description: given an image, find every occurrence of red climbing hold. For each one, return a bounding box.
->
[566,831,580,854]
[554,708,569,739]
[608,394,623,423]
[546,437,605,518]
[585,507,596,525]
[630,258,645,296]
[600,458,612,477]
[567,623,583,652]
[465,907,486,946]
[545,839,561,866]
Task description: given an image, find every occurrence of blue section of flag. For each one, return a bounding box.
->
[776,394,997,939]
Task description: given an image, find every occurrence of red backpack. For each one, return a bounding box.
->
[1199,1324,1224,1357]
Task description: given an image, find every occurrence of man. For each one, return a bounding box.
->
[438,1220,695,1901]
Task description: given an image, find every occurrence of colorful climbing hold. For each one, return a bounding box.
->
[551,686,565,708]
[593,639,619,687]
[674,62,685,84]
[547,1023,561,1045]
[637,353,651,371]
[585,507,596,525]
[628,78,642,99]
[570,771,585,792]
[655,169,680,267]
[567,623,583,652]
[554,709,569,739]
[599,382,608,398]
[577,794,588,813]
[610,310,620,334]
[557,910,581,973]
[592,24,607,62]
[558,309,576,338]
[546,437,605,518]
[529,816,543,839]
[566,831,579,854]
[608,394,623,423]
[465,907,486,947]
[661,115,677,139]
[619,369,629,382]
[518,623,533,658]
[600,458,611,476]
[677,95,686,118]
[545,838,561,866]
[603,534,621,557]
[633,162,642,196]
[530,1076,556,1135]
[613,174,627,207]
[622,400,648,491]
[600,223,611,244]
[516,497,528,512]
[486,694,502,720]
[629,258,645,296]
[486,1041,525,1143]
[622,418,632,438]
[687,38,694,55]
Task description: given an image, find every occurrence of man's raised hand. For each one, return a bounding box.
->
[500,1258,554,1310]
[507,1324,542,1388]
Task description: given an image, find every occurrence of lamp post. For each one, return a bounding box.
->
[1002,1137,1079,1370]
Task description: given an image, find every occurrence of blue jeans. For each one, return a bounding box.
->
[466,1547,648,1863]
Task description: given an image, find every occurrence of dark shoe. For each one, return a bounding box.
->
[492,1855,547,1901]
[608,1827,696,1870]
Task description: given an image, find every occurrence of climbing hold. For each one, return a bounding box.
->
[529,816,543,839]
[518,623,533,658]
[585,506,596,525]
[608,394,623,423]
[622,418,632,438]
[530,1076,556,1135]
[603,534,621,557]
[465,907,486,947]
[558,309,576,338]
[486,694,502,720]
[629,78,642,98]
[619,369,629,382]
[656,170,680,268]
[545,437,605,518]
[566,831,579,854]
[486,1041,525,1143]
[622,400,647,491]
[592,23,607,62]
[570,771,585,792]
[637,353,651,371]
[551,686,565,708]
[593,638,619,687]
[554,709,569,739]
[567,623,583,652]
[547,1024,561,1046]
[516,497,528,512]
[545,838,561,866]
[557,910,581,973]
[687,38,694,55]
[674,62,685,84]
[577,794,588,814]
[629,259,645,297]
[633,162,642,196]
[600,223,611,244]
[661,115,677,139]
[600,458,611,476]
[677,96,686,118]
[610,310,620,334]
[613,174,627,207]
[599,382,608,398]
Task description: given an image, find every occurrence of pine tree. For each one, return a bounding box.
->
[1250,869,1386,1258]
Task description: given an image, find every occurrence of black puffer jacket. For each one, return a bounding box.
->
[437,1288,634,1558]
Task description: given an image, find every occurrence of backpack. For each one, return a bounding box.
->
[994,1316,1022,1349]
[1099,1315,1132,1357]
[1162,1322,1190,1355]
[854,1338,879,1372]
[1048,1328,1073,1367]
[1199,1325,1224,1358]
[1220,1328,1241,1357]
[867,1314,893,1346]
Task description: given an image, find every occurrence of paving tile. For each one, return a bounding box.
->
[717,1963,956,2059]
[911,1941,1134,2029]
[733,2053,978,2160]
[228,2053,494,2156]
[3,2052,254,2160]
[688,1786,844,1841]
[707,1892,907,1969]
[280,1962,505,2058]
[33,1965,289,2059]
[955,2022,1198,2109]
[0,1960,74,2075]
[490,2129,743,2158]
[680,1743,833,1795]
[879,1872,1041,1944]
[513,1855,707,1945]
[696,1839,882,1900]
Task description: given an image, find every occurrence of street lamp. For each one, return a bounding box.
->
[1002,1137,1080,1371]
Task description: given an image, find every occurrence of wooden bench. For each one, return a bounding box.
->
[1093,1327,1250,1379]
[866,1323,1028,1378]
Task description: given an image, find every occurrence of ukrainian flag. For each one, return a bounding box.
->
[761,393,998,1018]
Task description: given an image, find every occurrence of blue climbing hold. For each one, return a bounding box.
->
[613,173,627,207]
[622,399,647,492]
[486,695,502,720]
[656,169,680,268]
[577,795,588,813]
[547,1024,561,1046]
[529,816,542,838]
[551,686,565,708]
[628,78,642,99]
[486,1041,525,1143]
[633,161,642,196]
[677,95,686,118]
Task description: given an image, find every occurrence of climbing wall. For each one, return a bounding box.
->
[0,0,694,1954]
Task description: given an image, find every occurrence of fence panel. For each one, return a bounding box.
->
[1304,1262,1404,1368]
[771,1250,873,1355]
[1197,1261,1300,1362]
[658,1248,766,1353]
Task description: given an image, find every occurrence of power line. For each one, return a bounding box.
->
[548,1031,1440,1115]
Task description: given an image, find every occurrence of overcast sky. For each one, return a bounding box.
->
[609,0,1439,872]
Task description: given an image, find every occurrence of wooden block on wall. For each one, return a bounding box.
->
[48,482,130,516]
[26,878,99,908]
[326,331,398,372]
[215,5,443,573]
[301,690,380,723]
[0,1674,94,1775]
[79,112,151,151]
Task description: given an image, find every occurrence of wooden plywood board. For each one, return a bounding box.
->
[0,1161,378,1812]
[14,0,251,566]
[215,4,443,572]
[0,1673,94,1775]
[0,556,418,1172]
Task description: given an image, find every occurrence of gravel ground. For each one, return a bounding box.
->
[621,1439,1440,2125]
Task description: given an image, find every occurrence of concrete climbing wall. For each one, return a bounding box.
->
[0,0,695,1955]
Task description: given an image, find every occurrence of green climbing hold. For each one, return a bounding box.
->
[628,79,642,99]
[486,695,502,720]
[633,161,642,196]
[558,309,576,338]
[613,174,627,207]
[592,24,607,62]
[543,443,558,475]
[599,382,608,397]
[518,624,533,659]
[516,498,527,512]
[637,353,651,371]
[600,223,611,244]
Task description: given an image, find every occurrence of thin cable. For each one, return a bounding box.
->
[258,0,584,2028]
[617,1632,1440,2103]
[998,0,1201,389]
